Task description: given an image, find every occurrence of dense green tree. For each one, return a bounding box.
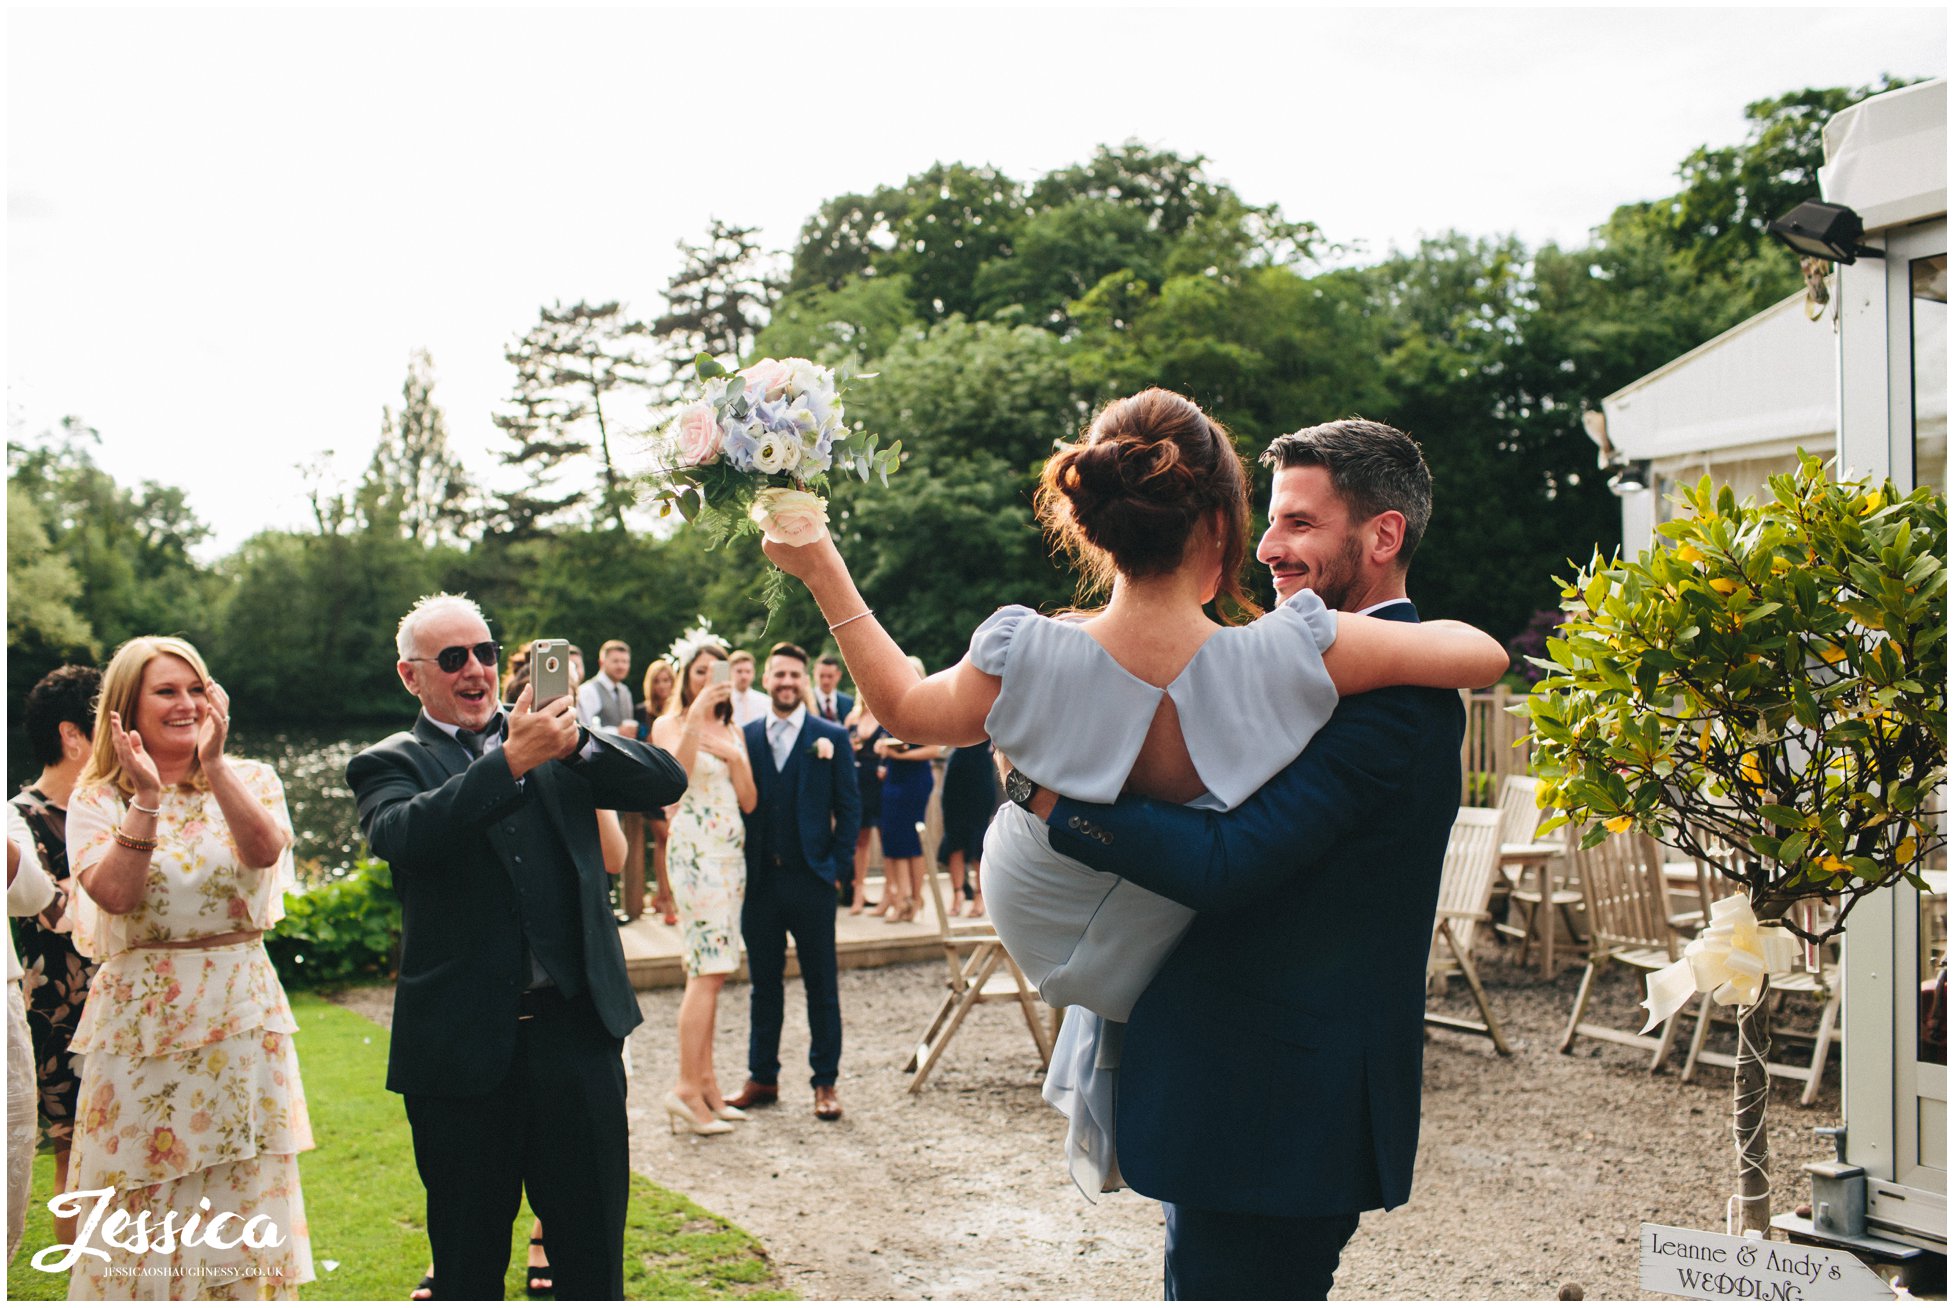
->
[782,186,911,295]
[886,162,1027,323]
[7,418,220,651]
[357,350,474,544]
[490,301,654,534]
[753,273,921,368]
[652,220,779,370]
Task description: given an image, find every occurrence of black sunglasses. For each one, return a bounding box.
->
[409,642,500,674]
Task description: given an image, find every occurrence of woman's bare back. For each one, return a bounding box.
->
[1075,612,1218,806]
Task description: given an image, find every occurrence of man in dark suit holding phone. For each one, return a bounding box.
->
[1019,421,1464,1300]
[728,641,860,1120]
[346,594,687,1300]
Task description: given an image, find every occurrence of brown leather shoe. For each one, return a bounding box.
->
[726,1080,778,1110]
[813,1085,843,1121]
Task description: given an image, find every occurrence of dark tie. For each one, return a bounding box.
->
[455,712,506,758]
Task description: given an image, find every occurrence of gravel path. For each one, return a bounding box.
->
[327,947,1841,1301]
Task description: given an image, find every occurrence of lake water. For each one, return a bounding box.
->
[229,725,378,883]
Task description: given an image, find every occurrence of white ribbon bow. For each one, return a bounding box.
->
[1640,893,1801,1033]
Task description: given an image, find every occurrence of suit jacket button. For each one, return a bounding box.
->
[1068,816,1082,830]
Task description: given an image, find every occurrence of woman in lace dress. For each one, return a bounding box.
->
[765,388,1510,1191]
[64,636,313,1299]
[652,638,757,1134]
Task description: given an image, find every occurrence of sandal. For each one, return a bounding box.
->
[412,1273,435,1301]
[525,1237,553,1298]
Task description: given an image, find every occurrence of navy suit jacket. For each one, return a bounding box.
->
[743,713,861,884]
[347,712,687,1096]
[1047,600,1463,1218]
[811,689,854,724]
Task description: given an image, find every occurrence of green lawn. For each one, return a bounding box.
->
[7,992,792,1300]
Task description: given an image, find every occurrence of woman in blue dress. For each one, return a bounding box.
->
[872,666,942,922]
[765,388,1509,1189]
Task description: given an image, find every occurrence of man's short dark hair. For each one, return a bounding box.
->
[816,654,842,670]
[767,642,809,667]
[1261,418,1433,568]
[24,664,102,767]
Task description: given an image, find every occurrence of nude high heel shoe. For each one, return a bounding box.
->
[711,1102,748,1121]
[664,1090,735,1136]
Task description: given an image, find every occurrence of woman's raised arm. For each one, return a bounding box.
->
[763,535,996,747]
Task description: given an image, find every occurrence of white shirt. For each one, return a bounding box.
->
[731,687,771,728]
[8,806,55,983]
[766,704,808,771]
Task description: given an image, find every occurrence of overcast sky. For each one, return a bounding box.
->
[7,5,1946,555]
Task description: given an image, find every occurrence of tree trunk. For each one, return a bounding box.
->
[1731,988,1774,1234]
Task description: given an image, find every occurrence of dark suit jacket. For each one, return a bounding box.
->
[742,714,861,884]
[346,712,687,1096]
[811,690,854,725]
[1047,601,1463,1218]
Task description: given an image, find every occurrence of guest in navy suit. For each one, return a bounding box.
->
[1028,419,1465,1300]
[727,642,861,1120]
[810,654,854,724]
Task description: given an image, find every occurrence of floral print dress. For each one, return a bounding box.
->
[666,744,747,977]
[63,762,314,1301]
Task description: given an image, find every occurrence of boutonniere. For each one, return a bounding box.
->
[810,738,835,760]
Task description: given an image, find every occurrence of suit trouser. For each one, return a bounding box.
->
[742,863,842,1087]
[1163,1203,1360,1301]
[403,993,629,1301]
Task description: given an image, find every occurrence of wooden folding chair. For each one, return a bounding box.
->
[1426,806,1512,1054]
[1495,774,1585,977]
[1559,830,1693,1070]
[904,824,1057,1092]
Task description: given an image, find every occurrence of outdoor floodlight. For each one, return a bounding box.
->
[1767,200,1883,265]
[1607,460,1652,497]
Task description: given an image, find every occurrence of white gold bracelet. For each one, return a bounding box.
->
[828,608,875,633]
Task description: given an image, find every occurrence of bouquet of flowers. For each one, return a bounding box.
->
[649,354,900,551]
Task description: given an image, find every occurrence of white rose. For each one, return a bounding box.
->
[813,738,835,760]
[751,487,830,546]
[777,435,804,472]
[752,435,789,475]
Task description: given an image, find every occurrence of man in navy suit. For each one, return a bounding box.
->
[1023,420,1464,1300]
[728,641,861,1120]
[810,654,854,724]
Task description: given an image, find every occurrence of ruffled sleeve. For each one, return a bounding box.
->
[65,782,126,961]
[235,760,298,932]
[968,605,1035,677]
[1271,586,1340,651]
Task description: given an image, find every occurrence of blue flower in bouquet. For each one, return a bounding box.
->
[720,414,761,471]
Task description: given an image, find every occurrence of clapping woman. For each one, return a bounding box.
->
[64,637,314,1298]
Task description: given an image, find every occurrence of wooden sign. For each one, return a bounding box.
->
[1640,1224,1894,1301]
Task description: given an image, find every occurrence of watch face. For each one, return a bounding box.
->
[1006,768,1034,805]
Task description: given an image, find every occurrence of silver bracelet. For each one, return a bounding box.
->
[828,608,875,633]
[127,798,162,817]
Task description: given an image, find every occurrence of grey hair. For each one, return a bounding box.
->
[395,592,489,660]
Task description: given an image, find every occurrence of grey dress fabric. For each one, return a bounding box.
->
[969,589,1340,1195]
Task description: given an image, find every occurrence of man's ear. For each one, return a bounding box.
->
[396,661,420,699]
[1367,510,1407,566]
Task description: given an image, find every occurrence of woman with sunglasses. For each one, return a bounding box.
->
[63,636,314,1298]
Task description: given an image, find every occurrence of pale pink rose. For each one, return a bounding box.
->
[813,738,834,760]
[741,359,794,402]
[675,402,723,466]
[749,487,829,546]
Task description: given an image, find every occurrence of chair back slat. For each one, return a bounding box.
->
[1429,807,1504,979]
[1497,773,1552,849]
[1574,831,1680,959]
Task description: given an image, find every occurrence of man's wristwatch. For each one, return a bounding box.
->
[1005,767,1038,811]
